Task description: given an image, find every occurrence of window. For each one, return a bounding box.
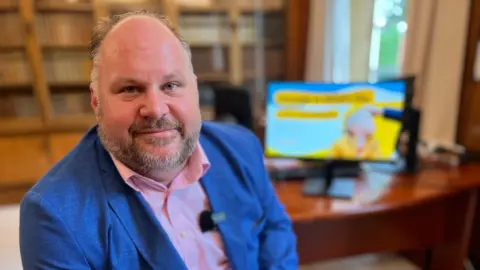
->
[369,0,408,81]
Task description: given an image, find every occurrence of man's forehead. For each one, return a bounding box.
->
[100,16,182,59]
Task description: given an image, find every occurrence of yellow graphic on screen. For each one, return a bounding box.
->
[274,89,375,105]
[276,109,338,119]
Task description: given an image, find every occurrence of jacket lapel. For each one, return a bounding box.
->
[200,137,248,270]
[96,139,186,270]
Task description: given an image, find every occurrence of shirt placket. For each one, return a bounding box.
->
[166,191,199,268]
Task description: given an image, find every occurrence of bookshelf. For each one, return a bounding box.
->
[0,0,288,195]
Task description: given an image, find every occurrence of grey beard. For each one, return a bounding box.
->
[97,124,199,176]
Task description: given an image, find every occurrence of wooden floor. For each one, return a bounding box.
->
[0,204,419,270]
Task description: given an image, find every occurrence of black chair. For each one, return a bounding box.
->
[199,82,254,131]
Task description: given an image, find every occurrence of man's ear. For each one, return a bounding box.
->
[90,83,98,112]
[193,74,198,91]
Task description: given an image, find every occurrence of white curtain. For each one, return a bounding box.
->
[350,0,374,82]
[304,0,328,82]
[402,0,471,143]
[304,0,373,82]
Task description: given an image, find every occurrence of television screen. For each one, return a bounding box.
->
[265,81,407,162]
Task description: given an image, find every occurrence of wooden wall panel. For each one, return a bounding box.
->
[285,0,309,81]
[0,136,51,186]
[48,132,85,163]
[457,0,480,152]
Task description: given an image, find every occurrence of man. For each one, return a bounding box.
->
[19,10,297,270]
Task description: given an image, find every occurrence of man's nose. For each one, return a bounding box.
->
[138,88,170,119]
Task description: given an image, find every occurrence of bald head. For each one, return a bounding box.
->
[89,10,192,92]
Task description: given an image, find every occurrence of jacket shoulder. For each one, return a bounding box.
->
[200,121,263,157]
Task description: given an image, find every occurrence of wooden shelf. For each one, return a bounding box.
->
[0,117,44,136]
[0,44,25,50]
[108,3,163,13]
[42,44,89,50]
[179,5,227,13]
[47,114,96,132]
[0,114,96,136]
[36,2,92,12]
[0,84,32,93]
[0,5,17,12]
[49,81,90,90]
[179,4,283,14]
[244,69,284,81]
[190,40,283,48]
[197,71,229,82]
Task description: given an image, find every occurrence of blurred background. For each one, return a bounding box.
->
[1,0,479,269]
[0,0,412,190]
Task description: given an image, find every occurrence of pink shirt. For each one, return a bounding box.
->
[111,144,229,269]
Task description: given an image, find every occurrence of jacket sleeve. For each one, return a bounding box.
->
[19,191,91,270]
[249,133,299,269]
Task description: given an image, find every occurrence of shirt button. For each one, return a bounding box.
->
[180,232,186,238]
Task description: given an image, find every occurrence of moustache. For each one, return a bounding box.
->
[128,118,183,136]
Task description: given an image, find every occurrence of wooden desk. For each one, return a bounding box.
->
[274,165,480,270]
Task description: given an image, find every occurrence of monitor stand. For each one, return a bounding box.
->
[301,161,360,199]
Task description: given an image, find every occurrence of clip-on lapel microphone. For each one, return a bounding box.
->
[199,210,226,232]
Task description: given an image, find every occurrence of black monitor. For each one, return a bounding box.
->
[264,79,409,198]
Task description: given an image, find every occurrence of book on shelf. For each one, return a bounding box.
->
[44,50,91,84]
[191,46,228,74]
[37,13,93,47]
[179,14,229,45]
[51,92,91,117]
[0,51,32,86]
[0,14,24,48]
[0,0,17,10]
[0,93,39,118]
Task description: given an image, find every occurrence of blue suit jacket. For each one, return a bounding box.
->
[19,122,298,270]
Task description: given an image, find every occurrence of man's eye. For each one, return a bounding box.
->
[122,86,138,93]
[164,83,179,91]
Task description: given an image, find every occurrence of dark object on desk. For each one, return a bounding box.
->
[269,166,316,181]
[403,107,421,173]
[269,160,361,181]
[387,106,421,174]
[268,160,360,199]
[301,161,361,199]
[210,83,254,131]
